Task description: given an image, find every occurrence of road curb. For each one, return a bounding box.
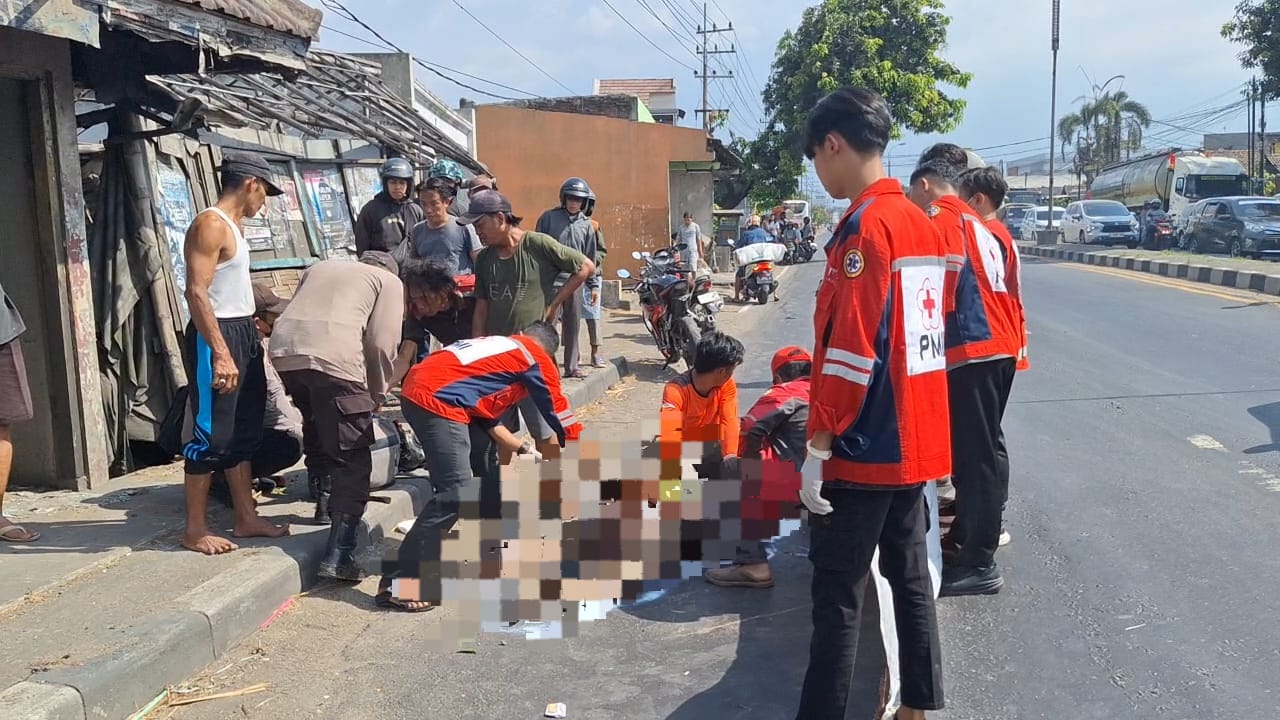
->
[0,355,633,720]
[1020,244,1280,296]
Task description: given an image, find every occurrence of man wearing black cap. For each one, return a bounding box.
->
[209,283,304,508]
[180,150,290,555]
[463,190,594,461]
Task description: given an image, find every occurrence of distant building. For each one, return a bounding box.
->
[1202,132,1280,176]
[593,78,685,125]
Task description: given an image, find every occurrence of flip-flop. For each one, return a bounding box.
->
[0,523,40,543]
[374,590,434,613]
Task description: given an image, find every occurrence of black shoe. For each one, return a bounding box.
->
[940,565,1004,597]
[317,511,364,582]
[312,475,333,525]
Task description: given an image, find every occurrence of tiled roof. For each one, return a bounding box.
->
[171,0,322,40]
[594,78,676,107]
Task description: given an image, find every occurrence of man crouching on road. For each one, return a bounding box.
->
[269,251,414,582]
[374,322,582,612]
[180,151,289,555]
[704,346,811,590]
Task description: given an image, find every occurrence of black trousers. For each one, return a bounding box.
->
[796,483,944,718]
[947,358,1017,570]
[279,370,376,518]
[251,429,303,479]
[378,401,501,599]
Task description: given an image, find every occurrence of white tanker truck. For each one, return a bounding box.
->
[1089,149,1249,232]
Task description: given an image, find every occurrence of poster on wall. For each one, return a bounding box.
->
[300,166,356,258]
[252,166,309,257]
[343,165,384,222]
[153,160,196,325]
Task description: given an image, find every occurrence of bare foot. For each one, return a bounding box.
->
[183,529,238,555]
[232,515,290,539]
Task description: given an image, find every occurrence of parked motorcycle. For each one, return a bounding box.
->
[617,245,724,368]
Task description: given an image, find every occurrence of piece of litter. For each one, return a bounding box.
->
[1125,623,1147,631]
[683,670,690,676]
[456,639,479,654]
[544,702,567,718]
[166,683,268,707]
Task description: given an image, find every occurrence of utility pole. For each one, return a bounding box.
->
[694,2,735,134]
[1047,0,1061,234]
[1260,79,1268,194]
[1249,78,1257,188]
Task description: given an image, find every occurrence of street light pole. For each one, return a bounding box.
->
[1047,0,1061,237]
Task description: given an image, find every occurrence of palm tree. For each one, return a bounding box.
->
[1093,90,1151,164]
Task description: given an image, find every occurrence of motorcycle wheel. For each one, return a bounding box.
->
[680,316,701,369]
[756,289,769,305]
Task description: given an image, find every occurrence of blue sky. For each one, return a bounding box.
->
[312,0,1259,199]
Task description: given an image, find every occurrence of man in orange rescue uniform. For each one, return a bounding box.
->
[909,145,1023,598]
[796,86,949,720]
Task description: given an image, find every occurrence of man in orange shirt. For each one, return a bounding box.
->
[657,331,744,471]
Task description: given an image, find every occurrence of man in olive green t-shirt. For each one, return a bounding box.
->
[460,190,594,458]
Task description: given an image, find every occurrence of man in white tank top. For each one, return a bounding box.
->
[179,151,290,555]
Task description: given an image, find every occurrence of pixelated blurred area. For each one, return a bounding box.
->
[393,424,805,640]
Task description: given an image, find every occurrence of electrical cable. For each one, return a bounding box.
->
[601,0,699,72]
[448,0,576,95]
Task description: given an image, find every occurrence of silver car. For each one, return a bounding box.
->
[1060,200,1140,248]
[1020,205,1067,241]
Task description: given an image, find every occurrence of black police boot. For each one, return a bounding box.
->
[939,564,1004,598]
[317,511,364,582]
[312,475,333,525]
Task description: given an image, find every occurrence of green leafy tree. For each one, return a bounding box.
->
[811,205,833,226]
[753,0,970,198]
[1223,0,1280,98]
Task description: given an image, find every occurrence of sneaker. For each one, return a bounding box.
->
[704,564,774,589]
[999,529,1012,547]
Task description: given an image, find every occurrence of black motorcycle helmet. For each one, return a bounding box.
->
[560,177,593,210]
[380,157,415,195]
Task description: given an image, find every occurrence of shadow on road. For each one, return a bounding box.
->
[1244,401,1280,454]
[617,534,888,720]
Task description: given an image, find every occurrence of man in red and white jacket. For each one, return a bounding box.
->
[374,321,581,612]
[796,86,948,720]
[909,146,1022,598]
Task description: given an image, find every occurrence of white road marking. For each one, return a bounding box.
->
[1238,461,1280,493]
[1187,434,1228,452]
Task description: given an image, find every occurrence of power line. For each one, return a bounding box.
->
[317,3,529,101]
[448,0,576,95]
[601,0,699,72]
[634,0,700,60]
[318,22,536,99]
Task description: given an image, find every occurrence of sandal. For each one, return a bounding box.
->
[566,369,589,379]
[0,522,40,543]
[374,590,435,613]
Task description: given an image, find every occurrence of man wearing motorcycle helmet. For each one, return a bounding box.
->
[355,157,424,255]
[535,177,603,378]
[732,215,771,302]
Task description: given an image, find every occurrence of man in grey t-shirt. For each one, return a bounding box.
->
[412,177,481,276]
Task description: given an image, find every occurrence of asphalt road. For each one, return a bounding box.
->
[167,255,1280,719]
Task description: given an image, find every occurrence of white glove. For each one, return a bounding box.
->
[799,456,833,515]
